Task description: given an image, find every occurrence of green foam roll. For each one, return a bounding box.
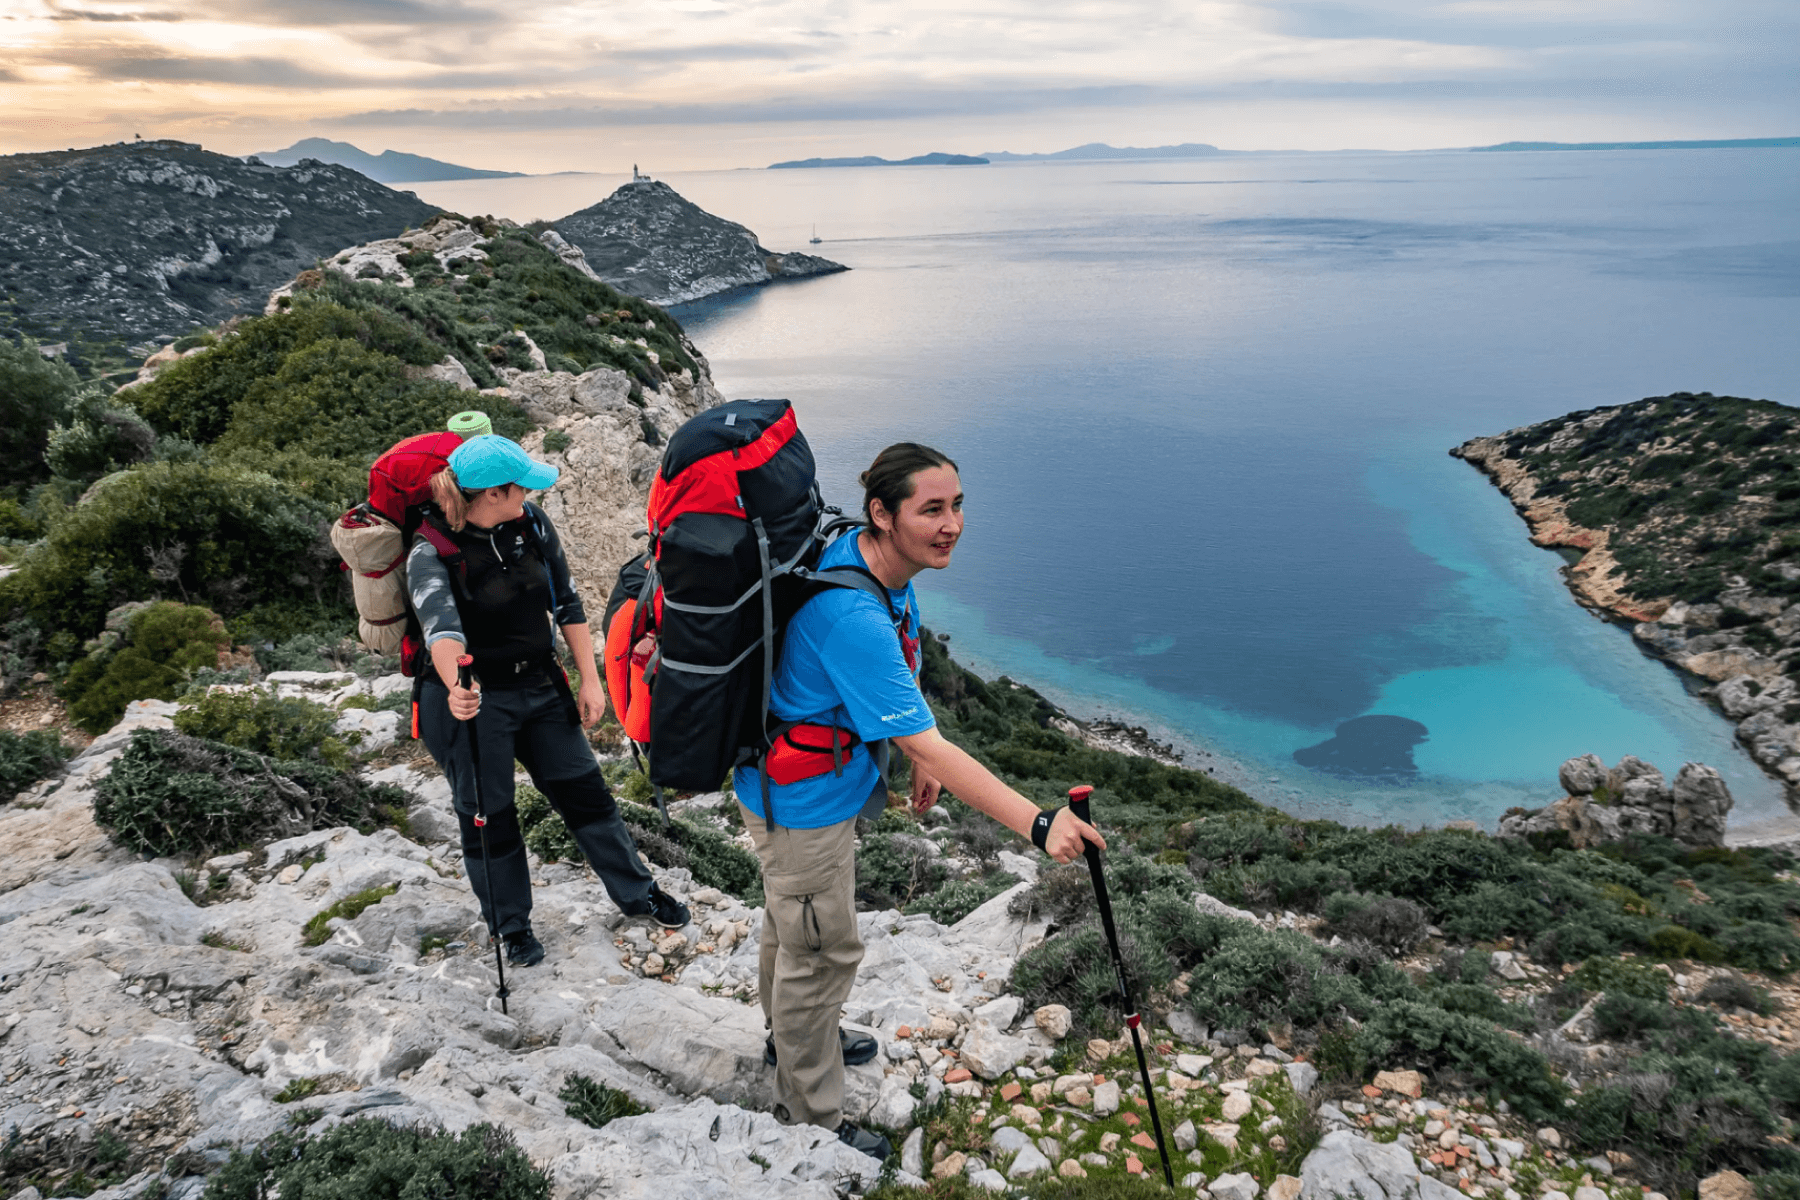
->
[448,411,493,439]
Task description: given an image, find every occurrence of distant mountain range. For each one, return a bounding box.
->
[768,152,988,169]
[1471,137,1800,152]
[766,137,1799,168]
[249,138,525,183]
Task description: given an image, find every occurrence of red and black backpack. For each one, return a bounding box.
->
[602,399,904,828]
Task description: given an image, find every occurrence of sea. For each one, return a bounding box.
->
[413,150,1800,832]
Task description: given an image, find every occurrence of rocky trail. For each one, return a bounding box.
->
[0,679,1764,1200]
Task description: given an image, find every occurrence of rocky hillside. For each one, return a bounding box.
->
[1454,393,1800,807]
[0,141,436,350]
[552,180,847,307]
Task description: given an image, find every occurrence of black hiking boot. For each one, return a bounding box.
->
[764,1027,879,1068]
[502,927,545,966]
[623,884,690,929]
[836,1121,891,1161]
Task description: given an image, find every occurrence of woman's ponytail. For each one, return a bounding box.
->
[430,468,470,532]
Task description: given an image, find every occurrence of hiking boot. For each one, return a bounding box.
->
[835,1121,891,1161]
[764,1027,879,1068]
[623,885,690,930]
[502,927,545,966]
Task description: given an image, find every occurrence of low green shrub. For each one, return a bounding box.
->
[856,831,946,910]
[515,786,763,903]
[1566,1052,1783,1191]
[302,883,397,946]
[557,1073,648,1130]
[0,461,337,640]
[1567,955,1669,1001]
[92,729,406,857]
[1320,891,1429,954]
[1698,971,1776,1014]
[1350,1000,1567,1120]
[0,728,68,799]
[174,688,352,768]
[203,1118,548,1200]
[44,388,157,488]
[61,601,229,734]
[905,870,1018,926]
[0,334,82,489]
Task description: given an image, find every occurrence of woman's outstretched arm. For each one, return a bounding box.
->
[891,727,1105,864]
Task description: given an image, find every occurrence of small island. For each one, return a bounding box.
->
[768,152,988,168]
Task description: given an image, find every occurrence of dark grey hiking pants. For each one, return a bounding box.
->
[418,675,654,936]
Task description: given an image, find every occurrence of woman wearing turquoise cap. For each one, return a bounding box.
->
[410,434,689,966]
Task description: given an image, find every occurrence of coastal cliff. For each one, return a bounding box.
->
[0,141,435,347]
[551,180,847,307]
[1454,393,1800,806]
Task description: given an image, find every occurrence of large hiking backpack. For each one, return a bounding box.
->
[602,399,900,825]
[330,430,466,661]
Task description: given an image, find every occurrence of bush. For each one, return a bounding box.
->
[516,787,763,903]
[0,461,337,640]
[203,1118,548,1200]
[1351,1001,1567,1120]
[906,870,1018,926]
[44,387,157,488]
[92,729,406,857]
[0,335,81,488]
[1698,970,1777,1014]
[1567,955,1670,1001]
[0,728,68,799]
[61,602,230,734]
[1566,1054,1781,1190]
[856,831,946,910]
[1185,927,1369,1033]
[1321,891,1429,954]
[557,1073,648,1130]
[175,688,352,768]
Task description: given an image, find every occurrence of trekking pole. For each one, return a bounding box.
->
[458,655,509,1015]
[1068,784,1174,1188]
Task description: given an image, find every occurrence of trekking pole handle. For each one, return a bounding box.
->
[1067,784,1094,824]
[456,654,474,692]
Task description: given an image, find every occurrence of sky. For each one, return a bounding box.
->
[0,0,1795,172]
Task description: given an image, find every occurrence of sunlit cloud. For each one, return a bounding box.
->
[0,0,1792,169]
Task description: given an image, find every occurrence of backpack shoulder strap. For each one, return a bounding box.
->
[414,508,467,576]
[805,564,901,624]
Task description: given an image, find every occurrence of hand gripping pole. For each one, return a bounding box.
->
[458,655,508,1014]
[1068,784,1174,1188]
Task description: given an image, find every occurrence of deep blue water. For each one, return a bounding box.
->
[416,151,1800,828]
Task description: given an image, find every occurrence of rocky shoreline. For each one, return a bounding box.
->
[1453,398,1800,815]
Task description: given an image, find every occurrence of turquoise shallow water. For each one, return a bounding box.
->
[415,151,1800,828]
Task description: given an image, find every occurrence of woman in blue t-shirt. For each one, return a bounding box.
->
[736,442,1105,1161]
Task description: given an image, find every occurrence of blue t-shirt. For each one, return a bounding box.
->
[735,532,935,829]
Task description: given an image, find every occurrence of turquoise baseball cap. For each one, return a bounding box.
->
[450,435,560,491]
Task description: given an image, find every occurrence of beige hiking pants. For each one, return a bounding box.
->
[740,804,864,1131]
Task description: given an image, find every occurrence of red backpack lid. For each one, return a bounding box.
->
[368,430,466,524]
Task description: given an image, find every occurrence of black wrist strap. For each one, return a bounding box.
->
[1031,808,1058,853]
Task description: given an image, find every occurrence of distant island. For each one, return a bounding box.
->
[1472,137,1799,152]
[248,138,526,182]
[981,142,1238,161]
[767,152,988,169]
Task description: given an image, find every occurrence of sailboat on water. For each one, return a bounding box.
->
[809,225,822,245]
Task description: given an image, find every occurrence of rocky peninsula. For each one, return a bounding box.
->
[1454,393,1800,812]
[551,180,847,307]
